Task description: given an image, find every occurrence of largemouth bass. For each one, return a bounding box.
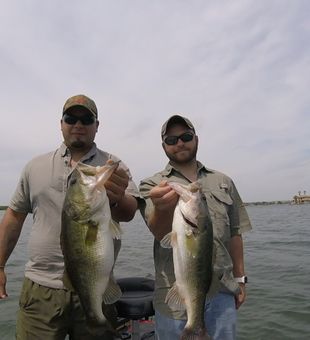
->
[161,181,214,340]
[61,161,122,335]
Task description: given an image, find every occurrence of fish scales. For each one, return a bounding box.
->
[61,161,122,335]
[161,181,214,340]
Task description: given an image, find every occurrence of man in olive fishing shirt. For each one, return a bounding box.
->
[139,115,252,340]
[0,94,139,339]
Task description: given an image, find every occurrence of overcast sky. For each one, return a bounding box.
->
[0,0,309,203]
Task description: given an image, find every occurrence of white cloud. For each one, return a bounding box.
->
[0,0,309,203]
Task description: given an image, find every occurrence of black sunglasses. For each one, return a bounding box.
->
[63,113,96,126]
[164,132,194,145]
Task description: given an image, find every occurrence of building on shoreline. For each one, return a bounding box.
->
[292,191,310,204]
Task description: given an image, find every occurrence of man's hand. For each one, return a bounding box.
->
[149,181,179,212]
[147,181,180,240]
[105,166,129,206]
[0,268,8,299]
[235,284,246,309]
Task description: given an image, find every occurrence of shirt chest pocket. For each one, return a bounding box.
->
[50,175,66,193]
[204,190,233,223]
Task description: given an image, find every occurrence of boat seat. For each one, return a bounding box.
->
[116,277,155,320]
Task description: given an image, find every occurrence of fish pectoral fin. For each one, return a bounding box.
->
[109,220,122,240]
[160,231,177,248]
[165,283,186,310]
[102,276,122,304]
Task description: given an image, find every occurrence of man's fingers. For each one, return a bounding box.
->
[158,180,168,187]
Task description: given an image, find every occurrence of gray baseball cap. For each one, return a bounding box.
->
[161,115,195,138]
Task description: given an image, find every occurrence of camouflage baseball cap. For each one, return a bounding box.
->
[161,115,195,138]
[62,94,98,117]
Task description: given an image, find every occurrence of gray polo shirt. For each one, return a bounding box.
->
[139,161,252,319]
[9,142,139,289]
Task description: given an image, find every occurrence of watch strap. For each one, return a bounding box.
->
[234,275,248,284]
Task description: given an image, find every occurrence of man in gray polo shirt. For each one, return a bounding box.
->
[0,94,139,339]
[139,115,252,340]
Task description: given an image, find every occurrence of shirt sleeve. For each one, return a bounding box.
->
[9,163,32,213]
[228,180,252,236]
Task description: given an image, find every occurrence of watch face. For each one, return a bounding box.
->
[244,276,248,283]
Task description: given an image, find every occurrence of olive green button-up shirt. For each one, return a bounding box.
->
[139,161,252,319]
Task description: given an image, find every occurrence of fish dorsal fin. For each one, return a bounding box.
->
[165,282,186,310]
[160,231,177,248]
[109,220,122,240]
[102,275,122,304]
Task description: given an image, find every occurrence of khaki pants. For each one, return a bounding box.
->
[16,277,117,340]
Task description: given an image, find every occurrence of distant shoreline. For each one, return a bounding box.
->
[0,201,295,210]
[2,200,308,210]
[244,200,292,206]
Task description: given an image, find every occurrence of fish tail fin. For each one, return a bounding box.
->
[85,299,121,338]
[181,326,211,340]
[86,318,120,338]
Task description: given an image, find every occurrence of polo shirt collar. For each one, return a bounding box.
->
[60,142,97,162]
[162,161,214,176]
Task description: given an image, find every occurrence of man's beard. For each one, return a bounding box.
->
[164,143,198,164]
[71,140,86,149]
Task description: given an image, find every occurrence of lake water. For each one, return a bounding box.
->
[0,204,309,340]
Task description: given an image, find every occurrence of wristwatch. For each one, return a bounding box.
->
[234,276,248,284]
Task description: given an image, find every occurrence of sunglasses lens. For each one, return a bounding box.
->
[63,113,95,125]
[179,133,194,142]
[164,132,194,145]
[80,115,95,125]
[63,114,77,125]
[164,136,178,145]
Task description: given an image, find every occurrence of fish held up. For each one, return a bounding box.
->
[160,181,214,340]
[61,160,122,335]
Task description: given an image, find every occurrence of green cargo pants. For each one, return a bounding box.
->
[16,277,117,340]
